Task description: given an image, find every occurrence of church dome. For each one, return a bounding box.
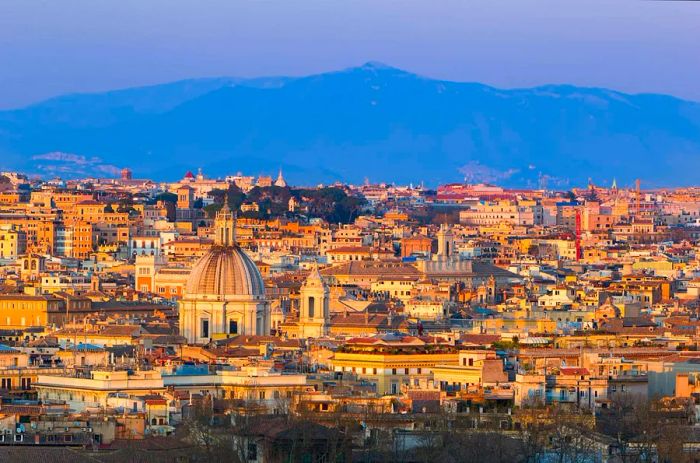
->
[185,245,265,299]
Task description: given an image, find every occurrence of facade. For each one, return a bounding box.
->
[331,335,460,395]
[0,224,27,259]
[0,295,63,329]
[35,369,165,411]
[459,200,543,226]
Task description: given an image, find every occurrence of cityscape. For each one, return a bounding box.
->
[2,1,700,462]
[1,169,700,462]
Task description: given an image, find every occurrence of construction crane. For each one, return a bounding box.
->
[575,208,582,262]
[635,178,641,217]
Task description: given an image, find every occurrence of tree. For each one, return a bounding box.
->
[154,192,177,203]
[517,397,549,462]
[545,405,597,463]
[182,395,240,463]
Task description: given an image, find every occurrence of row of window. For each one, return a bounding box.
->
[345,366,426,375]
[0,377,31,389]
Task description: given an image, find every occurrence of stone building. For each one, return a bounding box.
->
[179,201,270,343]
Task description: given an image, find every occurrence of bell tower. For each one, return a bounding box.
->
[436,223,454,261]
[299,262,329,338]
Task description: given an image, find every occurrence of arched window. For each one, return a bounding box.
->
[308,297,315,318]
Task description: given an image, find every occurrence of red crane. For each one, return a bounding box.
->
[575,208,582,262]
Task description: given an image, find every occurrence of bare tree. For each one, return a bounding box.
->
[182,395,240,463]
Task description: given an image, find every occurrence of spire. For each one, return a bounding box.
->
[275,168,287,187]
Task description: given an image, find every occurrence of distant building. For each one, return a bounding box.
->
[274,169,287,188]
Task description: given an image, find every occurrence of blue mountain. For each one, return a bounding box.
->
[1,62,699,187]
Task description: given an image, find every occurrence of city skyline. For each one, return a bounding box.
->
[2,2,700,460]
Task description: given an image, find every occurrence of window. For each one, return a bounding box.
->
[201,319,209,338]
[307,296,315,318]
[229,320,238,334]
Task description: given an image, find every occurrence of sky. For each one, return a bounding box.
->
[1,0,699,109]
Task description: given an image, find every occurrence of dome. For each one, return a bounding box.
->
[185,246,265,299]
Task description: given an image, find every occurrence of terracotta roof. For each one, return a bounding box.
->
[322,261,421,277]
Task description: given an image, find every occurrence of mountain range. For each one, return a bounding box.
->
[1,62,699,187]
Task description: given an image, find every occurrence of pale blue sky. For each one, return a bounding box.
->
[1,0,699,108]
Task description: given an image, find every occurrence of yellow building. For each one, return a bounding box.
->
[0,224,27,259]
[0,295,63,329]
[331,335,459,395]
[431,350,508,392]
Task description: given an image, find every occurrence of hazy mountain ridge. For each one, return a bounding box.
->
[1,62,699,187]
